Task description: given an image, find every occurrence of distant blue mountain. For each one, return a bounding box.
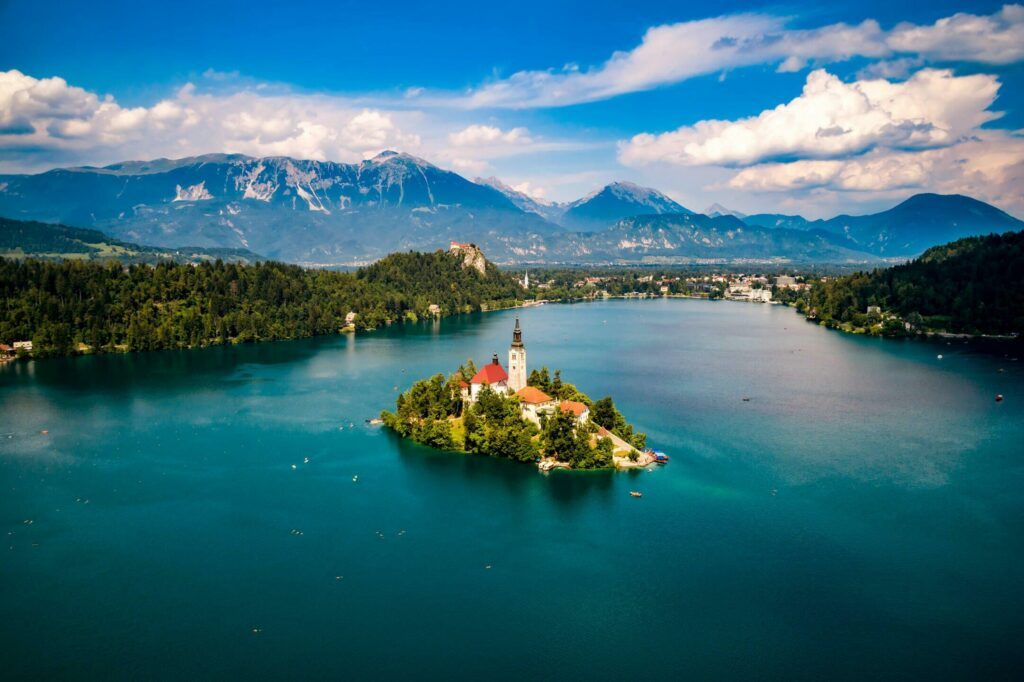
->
[704,203,747,219]
[561,213,877,263]
[742,213,811,230]
[811,194,1024,257]
[562,181,691,231]
[743,195,1023,257]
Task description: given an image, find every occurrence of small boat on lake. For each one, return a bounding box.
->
[645,449,670,464]
[630,491,642,498]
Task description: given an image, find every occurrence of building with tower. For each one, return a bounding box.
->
[464,353,509,401]
[457,319,589,427]
[461,318,527,401]
[508,318,526,392]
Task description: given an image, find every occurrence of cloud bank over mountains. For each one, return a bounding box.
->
[1,4,1022,216]
[0,70,421,166]
[618,67,1022,214]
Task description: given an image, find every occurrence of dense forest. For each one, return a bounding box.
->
[382,364,645,469]
[773,231,1024,336]
[0,250,523,357]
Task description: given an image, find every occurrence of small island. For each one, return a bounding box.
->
[382,319,658,470]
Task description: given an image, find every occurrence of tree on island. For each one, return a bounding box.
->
[539,408,611,469]
[551,369,564,398]
[591,396,647,450]
[463,384,539,462]
[527,367,551,394]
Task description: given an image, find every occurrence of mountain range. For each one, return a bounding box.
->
[1,151,1021,265]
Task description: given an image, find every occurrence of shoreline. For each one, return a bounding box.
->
[6,294,1018,364]
[771,300,1021,342]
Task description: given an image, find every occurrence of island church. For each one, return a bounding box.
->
[461,319,589,426]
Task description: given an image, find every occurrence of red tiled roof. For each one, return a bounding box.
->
[471,361,508,385]
[459,380,469,389]
[517,386,552,404]
[560,400,588,417]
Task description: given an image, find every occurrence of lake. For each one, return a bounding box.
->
[2,298,1023,680]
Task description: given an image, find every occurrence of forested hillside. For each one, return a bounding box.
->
[775,231,1024,336]
[0,249,523,357]
[0,216,260,264]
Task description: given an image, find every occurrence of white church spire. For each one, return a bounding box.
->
[508,318,526,392]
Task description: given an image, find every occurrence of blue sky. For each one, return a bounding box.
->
[1,0,1022,217]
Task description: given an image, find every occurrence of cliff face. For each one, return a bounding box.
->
[449,242,487,274]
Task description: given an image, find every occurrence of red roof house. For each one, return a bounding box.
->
[516,386,553,404]
[471,355,509,385]
[560,400,590,422]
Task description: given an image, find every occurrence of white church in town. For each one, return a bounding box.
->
[460,318,589,426]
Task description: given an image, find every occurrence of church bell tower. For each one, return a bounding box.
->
[508,318,526,392]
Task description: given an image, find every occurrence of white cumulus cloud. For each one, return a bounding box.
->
[0,69,421,169]
[449,158,490,175]
[618,69,1001,167]
[727,132,1024,215]
[887,4,1024,64]
[448,124,532,146]
[510,181,547,201]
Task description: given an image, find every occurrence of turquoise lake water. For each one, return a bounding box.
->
[2,299,1023,680]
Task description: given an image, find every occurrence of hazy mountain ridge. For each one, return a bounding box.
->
[2,152,1020,264]
[474,176,566,223]
[704,203,747,219]
[742,213,811,230]
[809,194,1023,256]
[538,213,877,263]
[741,195,1023,256]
